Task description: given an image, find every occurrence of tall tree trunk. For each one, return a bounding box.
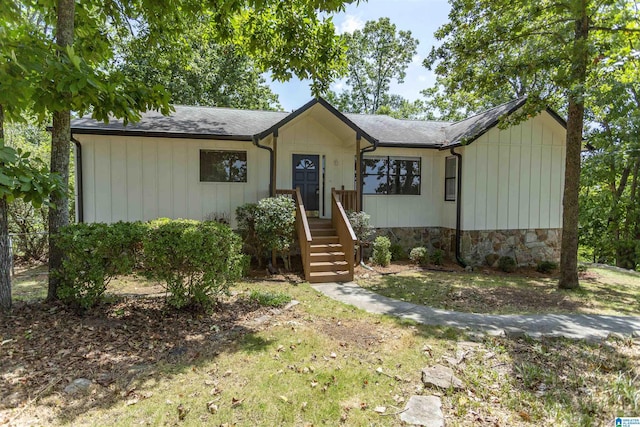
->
[558,1,589,290]
[0,104,11,311]
[47,0,75,301]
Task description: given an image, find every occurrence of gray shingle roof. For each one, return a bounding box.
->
[71,97,543,148]
[71,105,289,140]
[443,98,526,147]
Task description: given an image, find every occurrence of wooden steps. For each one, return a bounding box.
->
[307,219,351,283]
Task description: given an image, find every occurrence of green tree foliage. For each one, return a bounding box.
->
[325,18,420,115]
[0,129,60,310]
[116,25,281,110]
[424,0,640,288]
[579,41,640,269]
[3,0,353,301]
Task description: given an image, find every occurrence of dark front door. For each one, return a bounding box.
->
[292,154,320,211]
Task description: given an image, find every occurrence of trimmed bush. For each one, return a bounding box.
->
[248,290,292,307]
[432,249,444,266]
[347,211,375,248]
[235,203,264,266]
[409,247,429,266]
[56,222,146,309]
[536,260,558,273]
[390,243,408,261]
[372,236,392,267]
[143,219,247,309]
[498,256,517,273]
[255,196,296,270]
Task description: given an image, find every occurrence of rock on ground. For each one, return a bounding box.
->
[64,378,92,395]
[421,364,463,390]
[400,395,444,427]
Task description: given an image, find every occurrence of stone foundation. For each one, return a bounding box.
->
[374,227,562,267]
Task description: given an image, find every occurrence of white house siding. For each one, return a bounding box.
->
[275,115,358,217]
[363,147,448,228]
[78,135,270,227]
[460,112,566,231]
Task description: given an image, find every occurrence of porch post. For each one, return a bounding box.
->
[271,131,278,196]
[355,134,361,211]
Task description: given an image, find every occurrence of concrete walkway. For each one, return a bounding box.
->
[312,282,640,340]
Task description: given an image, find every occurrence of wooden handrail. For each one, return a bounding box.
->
[331,188,357,278]
[333,189,358,212]
[292,187,312,281]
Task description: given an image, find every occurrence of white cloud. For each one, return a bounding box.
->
[411,54,422,65]
[338,15,365,34]
[418,75,428,82]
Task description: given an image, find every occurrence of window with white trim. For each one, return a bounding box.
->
[445,156,457,201]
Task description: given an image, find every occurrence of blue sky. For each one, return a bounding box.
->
[269,0,452,111]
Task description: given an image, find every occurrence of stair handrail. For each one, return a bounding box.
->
[331,188,356,279]
[294,187,312,281]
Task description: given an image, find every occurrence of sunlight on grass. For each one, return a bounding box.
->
[359,267,640,315]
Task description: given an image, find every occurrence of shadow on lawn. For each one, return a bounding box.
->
[500,335,640,424]
[0,296,274,424]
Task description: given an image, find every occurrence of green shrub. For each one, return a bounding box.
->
[432,249,444,266]
[236,203,264,266]
[498,256,517,273]
[248,290,292,307]
[56,222,146,309]
[255,196,296,270]
[347,211,375,248]
[536,260,558,273]
[389,243,408,261]
[143,219,247,309]
[409,247,429,266]
[372,236,392,267]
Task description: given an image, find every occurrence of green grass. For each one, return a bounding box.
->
[247,289,292,307]
[4,267,640,426]
[359,266,640,315]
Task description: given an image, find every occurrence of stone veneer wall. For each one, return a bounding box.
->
[374,227,562,267]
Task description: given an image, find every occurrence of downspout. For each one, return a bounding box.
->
[71,136,83,223]
[450,147,466,267]
[253,136,274,196]
[358,133,378,264]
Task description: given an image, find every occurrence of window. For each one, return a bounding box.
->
[362,156,421,195]
[445,156,457,201]
[200,150,247,182]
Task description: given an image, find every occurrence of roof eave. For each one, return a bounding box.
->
[70,128,254,141]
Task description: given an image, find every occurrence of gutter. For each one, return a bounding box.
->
[71,136,84,223]
[449,147,466,268]
[253,135,274,196]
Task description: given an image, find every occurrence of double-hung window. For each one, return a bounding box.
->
[445,156,457,201]
[200,150,247,182]
[362,156,421,195]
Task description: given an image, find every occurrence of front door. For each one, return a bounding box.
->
[292,154,320,211]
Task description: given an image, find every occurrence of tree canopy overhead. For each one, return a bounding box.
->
[115,23,281,110]
[1,0,357,303]
[325,17,420,116]
[425,0,640,288]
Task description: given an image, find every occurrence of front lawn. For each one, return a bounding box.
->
[1,267,639,426]
[358,265,640,315]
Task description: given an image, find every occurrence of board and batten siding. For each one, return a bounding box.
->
[78,135,270,227]
[460,112,566,231]
[363,147,448,228]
